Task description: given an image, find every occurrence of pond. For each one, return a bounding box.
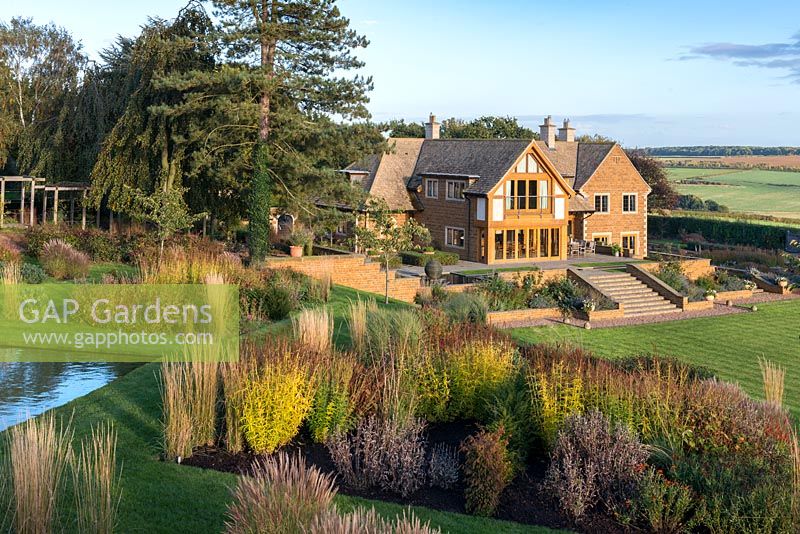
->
[0,361,139,432]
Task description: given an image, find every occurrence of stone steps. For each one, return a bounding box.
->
[585,271,681,318]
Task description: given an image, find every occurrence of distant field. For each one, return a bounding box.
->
[666,167,800,219]
[658,155,800,169]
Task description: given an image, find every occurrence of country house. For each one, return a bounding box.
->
[342,115,651,264]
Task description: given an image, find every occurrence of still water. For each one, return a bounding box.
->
[0,362,139,432]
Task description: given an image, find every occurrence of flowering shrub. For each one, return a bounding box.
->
[327,416,427,497]
[542,411,648,523]
[428,444,459,490]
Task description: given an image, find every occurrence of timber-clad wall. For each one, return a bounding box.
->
[266,254,423,302]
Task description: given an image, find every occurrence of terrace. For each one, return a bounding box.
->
[397,252,643,279]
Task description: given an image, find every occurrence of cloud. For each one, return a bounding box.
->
[682,32,800,82]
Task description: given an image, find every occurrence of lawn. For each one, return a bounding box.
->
[510,298,800,416]
[1,284,562,534]
[666,167,800,219]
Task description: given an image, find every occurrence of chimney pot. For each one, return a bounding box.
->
[425,112,440,140]
[539,115,557,148]
[557,118,575,143]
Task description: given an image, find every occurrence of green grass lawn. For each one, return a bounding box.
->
[666,167,800,219]
[1,284,562,534]
[510,299,800,416]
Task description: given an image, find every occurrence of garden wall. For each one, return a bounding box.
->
[498,268,567,284]
[639,258,714,280]
[716,289,754,301]
[487,307,558,327]
[266,253,423,302]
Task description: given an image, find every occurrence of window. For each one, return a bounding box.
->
[622,233,637,253]
[592,233,611,245]
[514,153,541,174]
[425,179,439,199]
[445,227,465,248]
[594,193,609,213]
[622,193,637,213]
[506,179,544,211]
[446,180,466,201]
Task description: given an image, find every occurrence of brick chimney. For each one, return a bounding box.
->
[424,113,440,140]
[539,115,556,148]
[558,118,575,142]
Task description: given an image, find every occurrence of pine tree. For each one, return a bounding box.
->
[213,0,372,260]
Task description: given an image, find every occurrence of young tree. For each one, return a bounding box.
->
[213,0,372,261]
[354,200,430,303]
[626,150,678,210]
[134,185,203,264]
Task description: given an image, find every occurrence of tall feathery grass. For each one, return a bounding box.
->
[220,359,252,454]
[292,307,333,353]
[160,353,219,461]
[759,357,785,407]
[8,413,73,534]
[225,452,337,534]
[1,260,20,284]
[140,246,241,284]
[71,422,121,534]
[346,298,377,353]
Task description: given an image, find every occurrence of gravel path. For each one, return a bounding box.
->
[504,291,800,330]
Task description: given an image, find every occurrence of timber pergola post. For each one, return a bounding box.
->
[0,176,45,229]
[41,183,91,227]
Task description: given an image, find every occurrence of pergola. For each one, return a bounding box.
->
[0,176,91,229]
[39,182,91,228]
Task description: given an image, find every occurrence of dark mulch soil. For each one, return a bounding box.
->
[183,420,617,532]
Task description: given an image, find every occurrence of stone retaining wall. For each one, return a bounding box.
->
[266,253,423,302]
[487,307,558,326]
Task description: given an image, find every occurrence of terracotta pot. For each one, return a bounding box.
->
[705,294,716,302]
[289,245,304,258]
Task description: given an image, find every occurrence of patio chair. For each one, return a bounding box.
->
[583,240,596,255]
[569,241,582,256]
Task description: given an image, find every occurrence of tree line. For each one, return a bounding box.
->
[643,146,800,157]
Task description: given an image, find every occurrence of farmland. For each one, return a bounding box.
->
[666,167,800,219]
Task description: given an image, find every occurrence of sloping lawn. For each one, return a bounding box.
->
[510,299,800,416]
[1,285,563,534]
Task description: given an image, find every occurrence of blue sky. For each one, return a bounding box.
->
[2,0,799,146]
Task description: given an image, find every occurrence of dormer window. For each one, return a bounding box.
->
[446,180,466,201]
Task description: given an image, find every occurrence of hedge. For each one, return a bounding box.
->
[648,214,787,250]
[399,250,460,266]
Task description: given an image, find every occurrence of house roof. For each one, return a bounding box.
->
[536,141,616,192]
[534,140,578,178]
[574,143,615,190]
[568,194,594,212]
[344,138,423,211]
[407,139,533,195]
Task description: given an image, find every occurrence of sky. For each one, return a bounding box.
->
[2,0,799,146]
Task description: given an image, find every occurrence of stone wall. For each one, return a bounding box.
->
[639,258,715,281]
[487,307,558,327]
[266,253,423,302]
